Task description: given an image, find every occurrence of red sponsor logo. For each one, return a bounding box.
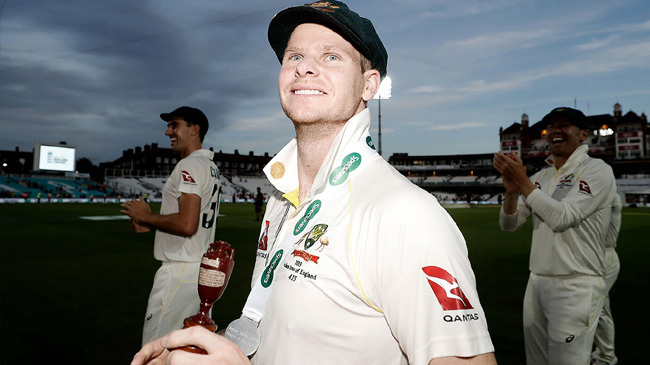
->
[292,249,319,263]
[258,220,269,251]
[422,266,473,310]
[535,182,542,190]
[181,171,196,183]
[579,180,592,195]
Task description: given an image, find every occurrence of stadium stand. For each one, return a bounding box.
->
[0,174,115,200]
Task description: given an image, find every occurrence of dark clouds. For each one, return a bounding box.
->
[1,0,648,164]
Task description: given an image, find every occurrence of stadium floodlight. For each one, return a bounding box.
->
[373,76,392,156]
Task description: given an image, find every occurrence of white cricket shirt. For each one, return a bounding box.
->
[500,145,617,276]
[154,149,221,262]
[249,109,494,364]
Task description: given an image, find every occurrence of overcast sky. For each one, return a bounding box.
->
[1,0,649,165]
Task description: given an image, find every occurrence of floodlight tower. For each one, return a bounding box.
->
[373,76,392,156]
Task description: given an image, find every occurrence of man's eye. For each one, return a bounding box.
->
[289,54,302,62]
[325,54,339,61]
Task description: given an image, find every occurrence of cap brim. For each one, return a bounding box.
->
[160,113,173,122]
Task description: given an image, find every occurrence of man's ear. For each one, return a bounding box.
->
[579,129,589,142]
[362,70,381,102]
[191,124,200,138]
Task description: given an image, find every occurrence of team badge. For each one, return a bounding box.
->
[422,266,473,310]
[303,224,328,250]
[308,1,340,12]
[181,170,196,183]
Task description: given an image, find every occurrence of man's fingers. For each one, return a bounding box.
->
[131,337,168,365]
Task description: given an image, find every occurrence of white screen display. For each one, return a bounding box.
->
[38,145,76,172]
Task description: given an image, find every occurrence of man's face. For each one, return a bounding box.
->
[278,23,379,125]
[164,117,194,153]
[545,116,588,158]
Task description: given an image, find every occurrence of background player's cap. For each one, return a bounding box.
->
[160,106,209,138]
[542,107,588,130]
[268,0,388,79]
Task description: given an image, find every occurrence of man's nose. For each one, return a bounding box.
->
[296,57,318,77]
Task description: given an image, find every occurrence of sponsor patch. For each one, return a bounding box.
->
[258,220,270,251]
[329,152,362,186]
[294,200,321,235]
[181,170,196,183]
[579,180,592,195]
[366,136,376,150]
[291,249,320,263]
[261,250,283,288]
[422,266,474,310]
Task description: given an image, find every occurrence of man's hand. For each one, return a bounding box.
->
[121,197,153,224]
[131,327,251,365]
[131,335,169,365]
[493,151,536,197]
[130,219,152,233]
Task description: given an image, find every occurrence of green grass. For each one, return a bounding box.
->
[1,203,648,364]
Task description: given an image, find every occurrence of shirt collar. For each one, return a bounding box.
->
[263,108,373,205]
[545,144,589,171]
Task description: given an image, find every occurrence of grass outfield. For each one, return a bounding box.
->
[1,203,647,364]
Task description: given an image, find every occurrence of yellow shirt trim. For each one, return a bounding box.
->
[282,188,300,208]
[348,181,383,313]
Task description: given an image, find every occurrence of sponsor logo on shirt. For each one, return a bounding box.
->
[258,220,270,251]
[422,266,474,311]
[329,152,362,186]
[291,249,320,263]
[261,250,283,288]
[579,180,592,196]
[294,200,321,235]
[181,170,196,183]
[366,136,376,150]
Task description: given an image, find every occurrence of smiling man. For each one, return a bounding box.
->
[132,2,495,365]
[493,107,618,364]
[121,106,222,345]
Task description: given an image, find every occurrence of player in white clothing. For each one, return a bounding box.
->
[132,2,496,364]
[121,106,222,345]
[591,192,621,365]
[494,107,618,365]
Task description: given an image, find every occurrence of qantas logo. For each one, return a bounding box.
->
[181,171,196,183]
[579,180,592,195]
[258,220,269,251]
[422,266,473,310]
